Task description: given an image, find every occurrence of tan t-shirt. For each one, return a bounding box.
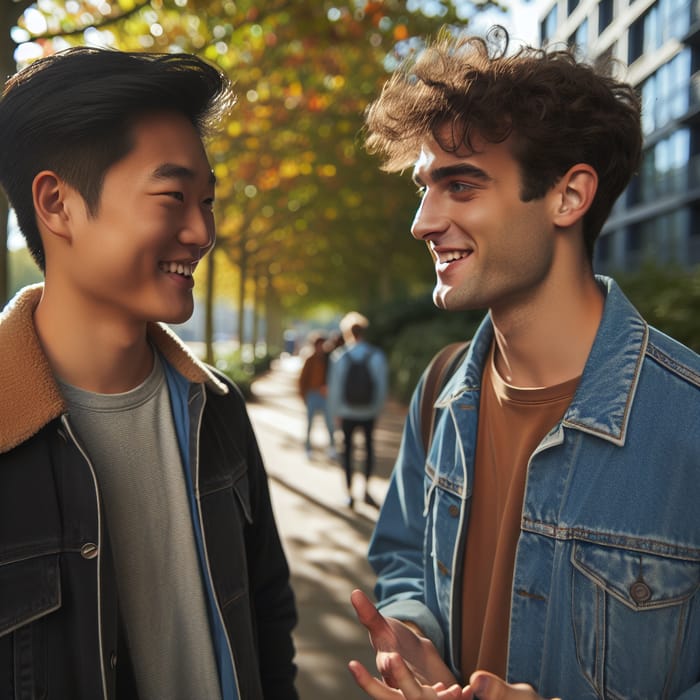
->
[459,342,579,680]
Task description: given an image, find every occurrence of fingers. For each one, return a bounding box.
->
[348,659,394,699]
[379,652,463,700]
[349,656,466,700]
[468,672,545,700]
[351,589,386,629]
[351,588,399,652]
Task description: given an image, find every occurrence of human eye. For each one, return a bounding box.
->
[202,196,215,211]
[448,180,476,195]
[161,191,184,202]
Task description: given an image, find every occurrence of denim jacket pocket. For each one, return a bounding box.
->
[0,553,61,699]
[571,541,700,700]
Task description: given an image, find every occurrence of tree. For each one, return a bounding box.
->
[4,0,504,345]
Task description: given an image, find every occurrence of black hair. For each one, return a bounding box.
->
[0,47,235,271]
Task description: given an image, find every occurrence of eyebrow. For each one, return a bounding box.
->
[412,163,492,186]
[151,163,216,186]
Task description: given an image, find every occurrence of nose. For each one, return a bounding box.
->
[410,190,449,241]
[179,205,216,255]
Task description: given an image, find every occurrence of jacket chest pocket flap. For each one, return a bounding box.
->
[0,554,61,638]
[572,541,700,610]
[571,541,700,699]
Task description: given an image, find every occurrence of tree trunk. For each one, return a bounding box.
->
[237,239,248,355]
[0,1,24,306]
[204,249,215,365]
[251,268,264,354]
[265,281,283,357]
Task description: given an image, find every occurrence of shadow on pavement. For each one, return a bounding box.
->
[247,358,409,699]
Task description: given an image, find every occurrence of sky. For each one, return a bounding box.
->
[471,0,546,47]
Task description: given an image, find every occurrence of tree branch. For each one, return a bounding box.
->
[22,0,152,42]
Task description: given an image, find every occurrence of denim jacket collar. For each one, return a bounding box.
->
[437,275,645,448]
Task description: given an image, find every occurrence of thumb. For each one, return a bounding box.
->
[350,589,393,646]
[350,589,383,627]
[469,672,545,700]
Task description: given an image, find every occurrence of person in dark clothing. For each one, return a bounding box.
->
[0,47,298,700]
[328,312,388,509]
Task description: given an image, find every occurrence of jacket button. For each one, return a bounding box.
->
[80,542,99,559]
[630,580,652,604]
[448,505,459,517]
[110,652,117,669]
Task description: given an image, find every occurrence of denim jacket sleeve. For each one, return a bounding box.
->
[367,369,446,656]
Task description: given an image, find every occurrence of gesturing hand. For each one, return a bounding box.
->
[465,672,560,700]
[349,589,464,699]
[349,652,467,700]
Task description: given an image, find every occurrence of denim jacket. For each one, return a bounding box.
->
[369,276,700,699]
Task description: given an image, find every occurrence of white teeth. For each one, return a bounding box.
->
[437,250,471,263]
[160,261,194,276]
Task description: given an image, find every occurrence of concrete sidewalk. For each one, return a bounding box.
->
[246,355,408,700]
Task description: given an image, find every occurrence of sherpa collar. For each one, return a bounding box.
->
[0,284,228,454]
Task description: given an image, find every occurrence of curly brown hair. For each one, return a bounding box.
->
[364,27,642,260]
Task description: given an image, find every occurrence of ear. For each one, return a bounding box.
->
[552,164,598,228]
[32,170,76,242]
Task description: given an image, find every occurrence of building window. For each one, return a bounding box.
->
[568,0,579,16]
[639,49,691,135]
[628,14,644,63]
[598,0,613,33]
[628,0,690,65]
[569,18,588,51]
[638,128,691,201]
[541,4,558,44]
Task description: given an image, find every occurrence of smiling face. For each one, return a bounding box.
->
[411,131,560,315]
[49,111,216,326]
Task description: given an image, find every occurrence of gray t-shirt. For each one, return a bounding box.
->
[59,353,222,700]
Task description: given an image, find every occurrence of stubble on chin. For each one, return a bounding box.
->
[433,285,450,310]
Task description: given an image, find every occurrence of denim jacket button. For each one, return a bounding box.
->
[630,580,652,604]
[448,505,459,517]
[80,542,99,559]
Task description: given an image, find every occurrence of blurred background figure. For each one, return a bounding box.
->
[328,312,388,509]
[298,332,337,460]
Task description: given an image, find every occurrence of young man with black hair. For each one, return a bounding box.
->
[0,47,298,699]
[348,28,700,700]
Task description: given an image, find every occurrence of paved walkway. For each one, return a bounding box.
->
[246,355,408,700]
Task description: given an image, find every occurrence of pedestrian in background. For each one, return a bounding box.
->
[298,331,337,460]
[328,312,388,509]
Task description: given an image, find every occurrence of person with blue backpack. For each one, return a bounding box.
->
[328,311,388,509]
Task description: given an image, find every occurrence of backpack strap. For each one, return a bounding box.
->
[419,341,471,454]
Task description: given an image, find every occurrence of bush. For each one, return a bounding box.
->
[214,349,274,401]
[616,264,700,352]
[363,294,482,404]
[364,264,700,405]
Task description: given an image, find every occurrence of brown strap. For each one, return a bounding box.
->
[419,341,471,454]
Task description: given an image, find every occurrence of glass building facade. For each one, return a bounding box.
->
[539,0,700,272]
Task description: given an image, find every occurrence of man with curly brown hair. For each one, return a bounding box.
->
[348,27,700,700]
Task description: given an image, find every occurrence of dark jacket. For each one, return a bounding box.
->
[0,285,298,699]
